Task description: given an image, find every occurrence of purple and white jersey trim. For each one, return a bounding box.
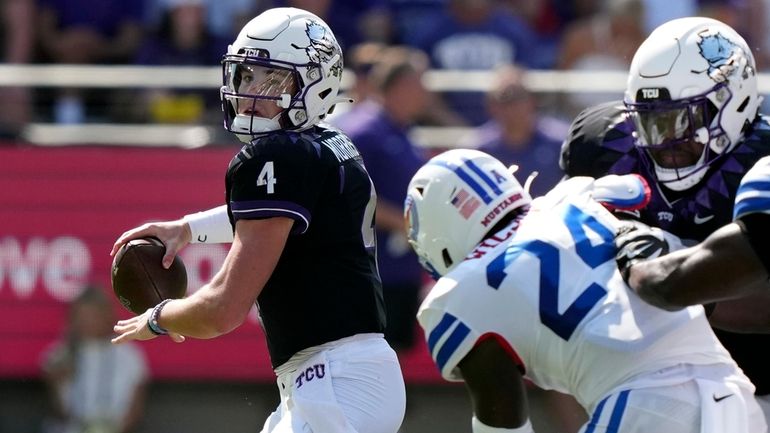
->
[230,200,311,234]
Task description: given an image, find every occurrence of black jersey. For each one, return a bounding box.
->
[225,124,386,368]
[561,101,770,393]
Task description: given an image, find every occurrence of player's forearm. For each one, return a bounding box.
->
[153,222,283,338]
[629,223,769,309]
[627,250,690,310]
[155,286,248,338]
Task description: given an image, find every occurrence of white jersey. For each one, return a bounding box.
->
[734,155,770,220]
[417,178,737,411]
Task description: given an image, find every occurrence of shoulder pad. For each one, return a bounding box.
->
[592,174,651,211]
[559,101,633,178]
[734,156,770,220]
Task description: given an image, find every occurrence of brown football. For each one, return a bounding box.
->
[111,237,187,314]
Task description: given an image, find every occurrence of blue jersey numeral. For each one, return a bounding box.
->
[486,204,615,340]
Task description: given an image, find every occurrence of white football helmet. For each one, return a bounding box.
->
[625,17,761,191]
[404,149,532,278]
[220,8,348,141]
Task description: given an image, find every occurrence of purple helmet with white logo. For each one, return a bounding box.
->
[625,17,761,191]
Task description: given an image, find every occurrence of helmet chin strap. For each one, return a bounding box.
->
[231,112,282,141]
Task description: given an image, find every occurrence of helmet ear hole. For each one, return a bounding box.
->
[736,96,750,113]
[318,88,332,99]
[441,249,453,269]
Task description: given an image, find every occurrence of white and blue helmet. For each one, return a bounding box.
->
[625,17,761,191]
[404,149,532,278]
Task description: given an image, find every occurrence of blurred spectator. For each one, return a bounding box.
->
[333,46,429,352]
[410,0,545,125]
[0,0,34,139]
[331,41,463,127]
[279,0,393,51]
[204,0,261,40]
[499,0,567,68]
[556,0,645,116]
[41,286,148,433]
[461,64,568,197]
[327,41,386,123]
[132,0,227,124]
[345,41,387,105]
[641,0,696,33]
[145,0,264,40]
[37,0,146,123]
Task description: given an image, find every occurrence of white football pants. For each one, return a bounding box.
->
[260,334,406,433]
[579,364,767,433]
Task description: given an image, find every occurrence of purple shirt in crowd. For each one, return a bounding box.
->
[475,116,569,197]
[333,101,426,285]
[413,7,544,125]
[40,0,144,37]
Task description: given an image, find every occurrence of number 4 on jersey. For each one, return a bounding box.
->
[257,161,277,194]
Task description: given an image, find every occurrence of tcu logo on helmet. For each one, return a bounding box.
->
[698,32,746,83]
[641,88,659,99]
[304,21,343,78]
[242,48,266,58]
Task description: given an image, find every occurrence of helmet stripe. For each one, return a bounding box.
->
[463,158,503,195]
[430,160,494,204]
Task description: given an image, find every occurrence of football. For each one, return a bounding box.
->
[111,237,187,314]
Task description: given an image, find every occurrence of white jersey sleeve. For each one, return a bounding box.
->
[418,268,531,381]
[734,156,770,220]
[417,182,736,409]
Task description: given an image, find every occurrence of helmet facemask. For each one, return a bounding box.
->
[626,84,725,190]
[221,55,308,138]
[219,8,350,142]
[623,17,761,191]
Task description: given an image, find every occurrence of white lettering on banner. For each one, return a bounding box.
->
[0,238,260,323]
[0,236,91,301]
[46,237,92,301]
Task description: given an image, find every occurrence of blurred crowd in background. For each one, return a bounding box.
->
[2,0,770,138]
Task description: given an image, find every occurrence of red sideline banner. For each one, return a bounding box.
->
[0,145,442,383]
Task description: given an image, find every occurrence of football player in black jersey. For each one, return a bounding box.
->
[560,16,770,426]
[615,155,770,326]
[110,8,406,433]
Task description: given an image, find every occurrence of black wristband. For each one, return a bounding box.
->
[736,214,770,278]
[147,299,172,336]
